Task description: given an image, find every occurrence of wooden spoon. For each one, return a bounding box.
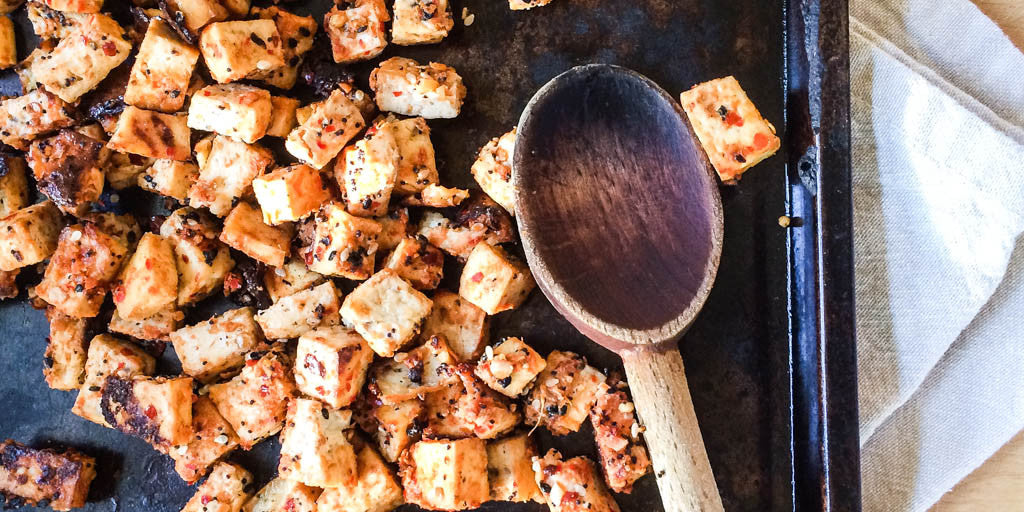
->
[513,64,725,511]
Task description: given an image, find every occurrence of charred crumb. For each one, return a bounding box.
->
[224,257,272,310]
[298,33,355,100]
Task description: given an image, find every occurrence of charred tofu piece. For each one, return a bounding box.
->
[99,375,194,451]
[188,136,273,217]
[113,232,178,320]
[399,438,489,511]
[525,351,608,435]
[0,16,13,69]
[180,462,253,512]
[448,364,519,439]
[0,440,96,512]
[370,57,465,119]
[471,128,516,215]
[420,291,488,362]
[423,380,472,439]
[590,387,651,493]
[29,14,131,103]
[0,89,75,150]
[243,477,320,512]
[72,334,156,426]
[26,129,105,215]
[107,106,192,161]
[252,163,331,225]
[255,281,340,340]
[285,88,365,169]
[249,6,316,89]
[188,84,272,143]
[207,348,295,448]
[278,398,357,488]
[371,397,423,463]
[533,450,620,512]
[338,126,399,217]
[162,0,227,34]
[295,325,375,409]
[125,19,200,113]
[160,207,235,305]
[36,223,130,318]
[199,20,284,84]
[459,242,535,315]
[139,159,199,201]
[220,202,294,268]
[0,201,62,272]
[265,96,300,138]
[0,155,29,216]
[324,2,388,64]
[43,308,90,391]
[487,433,542,503]
[375,207,409,251]
[105,151,154,190]
[680,76,781,182]
[415,210,506,261]
[509,0,554,9]
[371,336,457,404]
[303,202,381,279]
[475,337,545,397]
[316,443,404,512]
[263,257,326,303]
[392,0,453,45]
[384,116,438,196]
[169,307,261,383]
[400,183,468,208]
[109,308,184,342]
[170,396,241,484]
[383,236,444,290]
[38,0,101,12]
[341,268,432,357]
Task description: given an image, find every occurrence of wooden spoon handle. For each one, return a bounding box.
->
[622,347,723,512]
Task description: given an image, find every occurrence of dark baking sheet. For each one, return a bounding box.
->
[0,0,858,510]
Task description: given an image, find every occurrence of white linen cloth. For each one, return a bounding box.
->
[850,0,1024,510]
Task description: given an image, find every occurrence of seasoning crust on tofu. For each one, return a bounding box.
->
[0,440,97,512]
[370,57,466,119]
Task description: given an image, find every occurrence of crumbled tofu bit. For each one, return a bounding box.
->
[107,106,192,161]
[252,163,331,225]
[392,0,454,46]
[124,18,200,113]
[401,183,470,208]
[340,268,433,357]
[29,13,132,103]
[198,19,285,83]
[324,2,389,64]
[187,84,273,143]
[471,128,516,215]
[285,87,366,169]
[399,438,489,510]
[0,439,97,511]
[369,57,466,119]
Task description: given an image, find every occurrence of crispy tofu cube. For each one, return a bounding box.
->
[383,116,438,196]
[109,308,184,342]
[391,0,453,45]
[399,438,489,510]
[220,202,294,267]
[107,106,192,161]
[680,76,781,182]
[139,159,199,201]
[255,281,341,340]
[316,443,403,512]
[169,307,261,383]
[264,258,326,303]
[0,89,74,150]
[285,88,366,169]
[423,380,472,439]
[72,334,156,426]
[125,19,200,113]
[416,210,504,261]
[295,325,375,409]
[81,211,141,250]
[163,0,227,33]
[0,201,62,271]
[370,57,465,119]
[342,268,432,357]
[525,351,608,435]
[278,398,357,487]
[420,291,488,362]
[170,396,241,484]
[459,242,535,315]
[376,207,409,251]
[401,184,468,208]
[38,0,101,12]
[0,16,13,69]
[371,397,423,463]
[26,129,105,215]
[0,440,97,512]
[99,375,194,450]
[383,236,444,290]
[371,336,457,404]
[487,433,542,503]
[338,127,399,217]
[30,13,130,103]
[252,163,331,225]
[303,202,381,279]
[248,6,316,88]
[181,462,253,512]
[244,478,320,512]
[0,155,30,216]
[207,348,295,448]
[160,207,236,305]
[471,128,516,215]
[188,136,274,217]
[42,308,90,391]
[265,96,300,138]
[36,223,130,318]
[448,364,519,439]
[25,2,87,43]
[106,151,154,190]
[199,20,285,83]
[188,84,272,143]
[113,232,178,320]
[533,450,620,512]
[324,3,388,64]
[590,387,651,493]
[475,337,545,397]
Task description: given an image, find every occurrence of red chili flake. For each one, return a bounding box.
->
[185,463,198,470]
[324,124,335,132]
[561,492,581,505]
[201,495,212,505]
[283,499,296,512]
[116,362,126,370]
[224,274,242,293]
[81,36,90,45]
[365,125,378,136]
[724,111,744,127]
[471,272,484,283]
[203,91,212,96]
[102,41,118,56]
[113,285,126,303]
[393,91,403,97]
[145,405,157,419]
[246,359,258,367]
[316,140,327,149]
[315,386,326,395]
[166,147,176,157]
[259,385,270,397]
[753,132,771,150]
[145,258,153,270]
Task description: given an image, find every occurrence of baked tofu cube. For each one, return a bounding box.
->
[38,0,102,12]
[170,396,241,484]
[487,433,542,503]
[81,211,141,250]
[533,450,620,512]
[107,106,192,161]
[0,155,29,216]
[26,129,105,215]
[72,334,156,426]
[392,0,453,45]
[341,268,432,357]
[0,16,14,69]
[188,84,272,143]
[371,397,423,463]
[113,232,178,320]
[590,387,651,493]
[163,0,227,33]
[303,202,381,279]
[180,462,253,512]
[43,308,90,391]
[295,325,375,409]
[220,202,294,267]
[338,128,399,217]
[278,398,357,488]
[160,207,235,305]
[471,128,516,215]
[252,164,331,225]
[525,350,608,435]
[264,258,325,303]
[400,184,469,208]
[475,337,545,397]
[249,6,316,89]
[99,375,194,450]
[199,20,285,83]
[25,2,87,43]
[459,242,535,315]
[169,307,261,383]
[255,281,341,340]
[680,76,781,182]
[448,364,519,439]
[385,116,438,195]
[316,443,404,512]
[371,336,457,404]
[0,201,62,271]
[106,151,154,190]
[244,478,320,512]
[139,159,199,201]
[0,440,97,512]
[207,348,296,448]
[36,223,130,318]
[324,3,388,64]
[30,14,131,103]
[109,308,184,342]
[265,96,300,138]
[188,136,274,217]
[0,89,74,150]
[125,19,200,113]
[420,291,488,362]
[399,438,489,510]
[423,380,472,439]
[369,57,465,119]
[376,207,409,251]
[383,237,444,290]
[285,88,366,169]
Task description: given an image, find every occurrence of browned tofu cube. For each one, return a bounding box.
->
[72,334,156,426]
[533,450,620,512]
[26,129,105,215]
[43,308,90,390]
[207,348,295,448]
[248,6,316,89]
[459,242,535,315]
[38,0,101,12]
[0,440,96,512]
[0,155,30,216]
[180,462,253,512]
[162,0,227,33]
[399,438,489,510]
[324,2,388,64]
[525,351,608,435]
[30,14,131,103]
[188,136,274,216]
[0,201,62,271]
[400,184,469,208]
[113,232,178,320]
[139,159,199,201]
[337,126,399,217]
[278,398,357,488]
[265,96,300,138]
[36,223,130,318]
[125,18,200,113]
[509,0,555,10]
[475,337,545,397]
[295,325,375,409]
[342,269,433,357]
[487,433,542,503]
[243,477,320,512]
[370,336,457,404]
[252,163,331,225]
[369,57,465,119]
[448,364,519,439]
[160,207,236,305]
[391,0,453,45]
[423,380,472,440]
[0,89,74,150]
[264,257,325,303]
[420,291,488,362]
[376,207,409,251]
[384,116,438,196]
[590,387,651,493]
[107,106,192,161]
[371,397,423,463]
[109,308,185,342]
[188,84,272,143]
[303,202,381,279]
[285,88,365,169]
[170,396,241,484]
[25,2,86,44]
[383,236,444,291]
[316,443,404,512]
[470,128,515,215]
[0,16,14,69]
[99,375,194,451]
[415,209,512,261]
[169,307,262,383]
[255,281,341,340]
[199,20,284,84]
[220,202,294,267]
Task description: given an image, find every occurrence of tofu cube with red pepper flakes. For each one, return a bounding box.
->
[162,0,228,33]
[420,290,489,362]
[415,210,504,261]
[109,308,185,343]
[680,76,781,183]
[255,281,341,340]
[249,6,317,90]
[220,202,295,268]
[383,116,438,196]
[188,84,273,143]
[400,183,469,208]
[0,16,14,69]
[113,232,178,320]
[447,363,520,439]
[324,2,388,64]
[160,207,236,306]
[338,126,400,217]
[475,337,546,397]
[371,397,424,463]
[180,462,254,512]
[124,18,200,113]
[169,307,262,383]
[26,128,106,215]
[43,308,90,391]
[399,438,489,511]
[188,135,275,217]
[295,325,375,409]
[25,2,89,41]
[252,163,331,225]
[29,14,132,103]
[392,0,453,46]
[459,242,536,315]
[0,439,97,512]
[0,201,63,272]
[72,334,156,427]
[285,88,366,169]
[316,442,404,512]
[99,375,194,451]
[509,0,555,10]
[36,223,131,318]
[139,159,199,201]
[421,379,470,440]
[369,57,466,119]
[525,350,608,436]
[487,433,543,503]
[264,258,326,303]
[107,106,192,161]
[303,202,382,280]
[0,88,75,150]
[244,477,320,512]
[170,396,241,484]
[265,96,300,138]
[383,236,444,290]
[590,387,652,493]
[278,398,357,488]
[376,207,409,252]
[199,20,285,84]
[0,155,30,216]
[342,268,433,357]
[80,211,141,251]
[370,336,458,404]
[207,349,296,449]
[471,128,516,215]
[533,450,621,512]
[38,0,102,13]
